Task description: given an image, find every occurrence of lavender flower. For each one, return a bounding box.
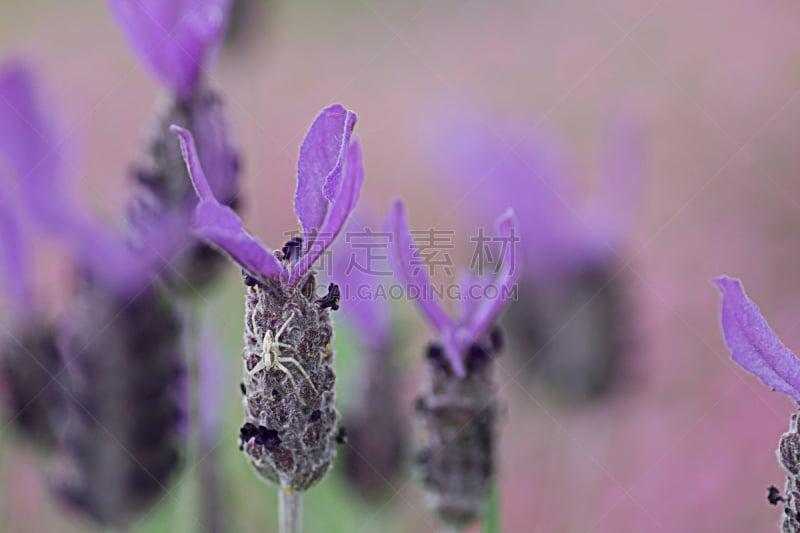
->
[108,0,231,99]
[0,62,67,446]
[386,199,519,529]
[0,61,186,527]
[110,0,240,287]
[172,103,363,492]
[714,276,800,530]
[432,113,643,402]
[329,215,406,499]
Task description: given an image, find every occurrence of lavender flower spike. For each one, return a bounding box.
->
[714,276,800,530]
[0,61,186,526]
[386,199,519,529]
[173,104,362,493]
[109,0,231,98]
[713,276,800,400]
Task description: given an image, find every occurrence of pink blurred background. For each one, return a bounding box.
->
[2,0,800,531]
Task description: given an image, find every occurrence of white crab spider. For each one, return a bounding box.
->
[247,311,319,395]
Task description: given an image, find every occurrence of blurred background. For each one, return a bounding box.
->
[2,0,800,531]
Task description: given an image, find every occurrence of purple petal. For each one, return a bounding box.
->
[581,113,645,262]
[294,105,357,249]
[108,0,231,97]
[385,199,454,336]
[291,138,363,284]
[0,184,32,312]
[172,125,283,281]
[0,62,75,232]
[463,209,520,344]
[713,276,800,402]
[430,113,579,276]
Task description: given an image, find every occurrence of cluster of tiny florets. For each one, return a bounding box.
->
[414,328,502,528]
[238,271,339,491]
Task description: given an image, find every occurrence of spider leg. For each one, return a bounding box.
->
[274,361,299,391]
[277,356,318,395]
[274,312,295,342]
[248,352,269,377]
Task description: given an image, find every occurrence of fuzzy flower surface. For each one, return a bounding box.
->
[386,199,518,527]
[714,276,800,530]
[173,104,362,491]
[108,0,231,98]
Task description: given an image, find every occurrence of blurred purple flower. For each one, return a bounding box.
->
[108,0,232,97]
[713,276,800,401]
[386,200,518,528]
[171,103,361,285]
[0,62,183,295]
[386,199,519,377]
[430,111,643,402]
[0,61,187,525]
[432,112,643,277]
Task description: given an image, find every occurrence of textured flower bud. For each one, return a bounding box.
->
[239,273,338,492]
[52,277,184,528]
[342,344,406,499]
[414,334,499,529]
[509,264,630,403]
[0,323,64,446]
[132,84,239,288]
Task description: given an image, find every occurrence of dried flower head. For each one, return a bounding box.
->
[172,104,363,492]
[714,276,800,530]
[432,112,643,402]
[386,199,519,528]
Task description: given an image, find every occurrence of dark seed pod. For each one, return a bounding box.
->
[131,84,239,289]
[507,263,630,403]
[240,273,338,492]
[342,345,406,500]
[0,322,65,446]
[52,277,184,528]
[415,337,499,529]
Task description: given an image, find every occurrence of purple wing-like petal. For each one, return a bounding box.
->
[0,185,32,312]
[291,139,363,284]
[713,276,800,402]
[294,105,357,249]
[108,0,231,97]
[385,199,454,335]
[464,209,520,344]
[0,62,75,232]
[172,125,283,280]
